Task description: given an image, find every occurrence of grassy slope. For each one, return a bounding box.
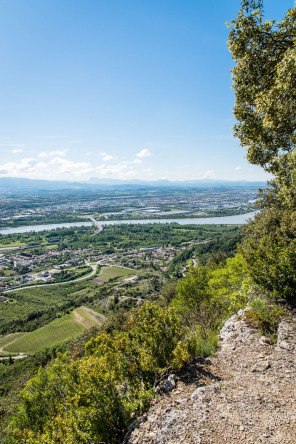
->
[0,280,94,331]
[3,314,84,354]
[73,306,105,329]
[2,306,105,354]
[0,333,27,349]
[98,266,135,281]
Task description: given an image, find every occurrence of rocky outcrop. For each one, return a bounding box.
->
[125,311,296,443]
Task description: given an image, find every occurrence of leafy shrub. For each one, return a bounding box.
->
[9,302,195,443]
[193,326,218,357]
[174,255,250,328]
[248,297,286,339]
[173,266,210,322]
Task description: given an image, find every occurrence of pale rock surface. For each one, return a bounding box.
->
[125,309,296,444]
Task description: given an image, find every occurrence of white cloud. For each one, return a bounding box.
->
[95,161,141,179]
[12,148,23,154]
[38,150,68,158]
[98,152,116,162]
[50,157,94,175]
[0,152,149,181]
[136,149,152,158]
[102,153,114,162]
[0,156,94,179]
[103,155,114,161]
[0,158,48,176]
[235,166,242,171]
[203,170,216,179]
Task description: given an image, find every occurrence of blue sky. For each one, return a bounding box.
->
[0,0,293,182]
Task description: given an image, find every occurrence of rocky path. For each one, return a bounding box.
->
[126,309,296,443]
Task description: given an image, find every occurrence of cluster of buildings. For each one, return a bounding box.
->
[90,242,199,272]
[0,248,88,291]
[0,240,197,293]
[0,188,257,223]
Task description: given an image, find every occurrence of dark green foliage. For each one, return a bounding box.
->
[160,282,178,303]
[59,223,238,251]
[102,309,131,334]
[241,208,296,302]
[195,229,242,265]
[228,1,296,303]
[51,266,92,283]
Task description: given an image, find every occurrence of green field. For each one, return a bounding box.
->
[0,332,27,350]
[0,242,26,249]
[2,306,105,354]
[74,306,106,329]
[44,244,58,250]
[3,314,84,354]
[98,266,135,281]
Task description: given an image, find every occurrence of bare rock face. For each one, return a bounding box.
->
[276,320,294,352]
[259,335,271,346]
[219,308,258,349]
[251,359,271,373]
[126,311,296,444]
[190,384,220,403]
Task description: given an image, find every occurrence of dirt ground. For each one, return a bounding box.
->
[126,309,296,443]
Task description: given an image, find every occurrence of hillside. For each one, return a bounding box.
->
[126,309,296,443]
[0,307,106,356]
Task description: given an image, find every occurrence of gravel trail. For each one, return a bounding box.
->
[126,309,296,443]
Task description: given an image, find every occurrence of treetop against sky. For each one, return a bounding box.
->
[0,0,292,182]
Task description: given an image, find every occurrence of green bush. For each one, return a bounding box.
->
[249,297,286,339]
[9,302,196,443]
[193,326,218,357]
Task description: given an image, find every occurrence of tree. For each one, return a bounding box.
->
[228,1,296,302]
[228,0,296,174]
[173,266,210,320]
[240,206,296,301]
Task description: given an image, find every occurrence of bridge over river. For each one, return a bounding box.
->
[89,217,103,234]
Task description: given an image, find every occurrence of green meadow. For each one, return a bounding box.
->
[3,314,84,354]
[2,306,105,354]
[98,266,135,281]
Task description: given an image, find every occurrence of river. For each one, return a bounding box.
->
[0,212,258,235]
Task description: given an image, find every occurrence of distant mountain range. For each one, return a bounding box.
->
[87,177,266,187]
[0,177,267,193]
